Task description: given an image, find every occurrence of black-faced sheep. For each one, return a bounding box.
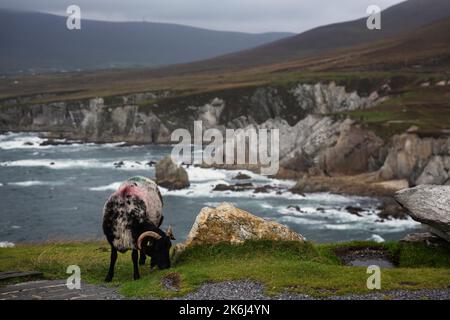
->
[102,176,175,282]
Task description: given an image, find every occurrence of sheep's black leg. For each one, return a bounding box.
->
[105,246,117,282]
[139,250,146,265]
[132,249,140,280]
[150,256,157,270]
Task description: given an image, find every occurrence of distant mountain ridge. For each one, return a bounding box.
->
[166,0,450,73]
[0,9,293,74]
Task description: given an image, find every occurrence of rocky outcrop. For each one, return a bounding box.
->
[196,98,225,129]
[322,123,385,175]
[416,156,450,185]
[178,203,305,249]
[289,174,405,197]
[264,116,449,187]
[377,199,408,220]
[290,82,382,114]
[155,156,190,190]
[247,115,385,176]
[377,133,450,185]
[395,185,450,242]
[233,172,252,180]
[400,232,447,246]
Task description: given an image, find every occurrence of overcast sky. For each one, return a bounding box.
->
[1,0,406,33]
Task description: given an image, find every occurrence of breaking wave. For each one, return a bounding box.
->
[8,180,66,187]
[0,159,149,171]
[0,241,15,248]
[0,132,125,150]
[89,182,122,191]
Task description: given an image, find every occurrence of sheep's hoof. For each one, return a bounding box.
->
[104,275,113,282]
[133,274,140,280]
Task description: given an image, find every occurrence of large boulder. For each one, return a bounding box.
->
[395,185,450,242]
[179,203,305,249]
[155,156,190,190]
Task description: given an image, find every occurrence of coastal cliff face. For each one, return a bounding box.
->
[0,82,381,143]
[0,95,171,143]
[1,81,449,186]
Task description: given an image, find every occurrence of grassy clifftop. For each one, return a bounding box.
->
[335,85,450,140]
[1,240,449,298]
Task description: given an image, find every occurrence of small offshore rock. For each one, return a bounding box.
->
[233,172,252,180]
[155,156,190,190]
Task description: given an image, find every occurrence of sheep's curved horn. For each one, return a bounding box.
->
[166,226,176,240]
[137,231,162,250]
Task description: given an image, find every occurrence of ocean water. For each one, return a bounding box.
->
[0,132,422,246]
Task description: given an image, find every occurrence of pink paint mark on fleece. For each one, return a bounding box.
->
[115,183,147,200]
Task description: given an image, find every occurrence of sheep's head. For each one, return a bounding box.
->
[137,227,175,269]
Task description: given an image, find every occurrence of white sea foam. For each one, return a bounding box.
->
[162,182,214,197]
[0,132,48,150]
[368,218,421,233]
[0,241,15,248]
[367,234,385,243]
[8,180,65,187]
[186,167,227,181]
[90,182,122,191]
[277,216,323,225]
[0,159,148,171]
[260,203,274,209]
[275,202,420,233]
[321,223,356,230]
[0,132,126,150]
[204,201,237,208]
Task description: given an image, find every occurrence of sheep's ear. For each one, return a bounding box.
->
[166,226,176,240]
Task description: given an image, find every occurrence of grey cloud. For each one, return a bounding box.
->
[0,0,405,32]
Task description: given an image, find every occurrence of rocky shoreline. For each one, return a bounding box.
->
[1,80,449,190]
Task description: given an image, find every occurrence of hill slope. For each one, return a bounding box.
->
[257,15,450,73]
[0,9,292,74]
[166,0,450,73]
[2,15,450,101]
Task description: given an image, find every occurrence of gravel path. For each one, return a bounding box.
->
[174,280,450,300]
[1,279,449,300]
[0,280,122,300]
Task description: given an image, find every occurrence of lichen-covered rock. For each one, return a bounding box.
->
[395,185,450,242]
[181,203,305,248]
[155,156,190,190]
